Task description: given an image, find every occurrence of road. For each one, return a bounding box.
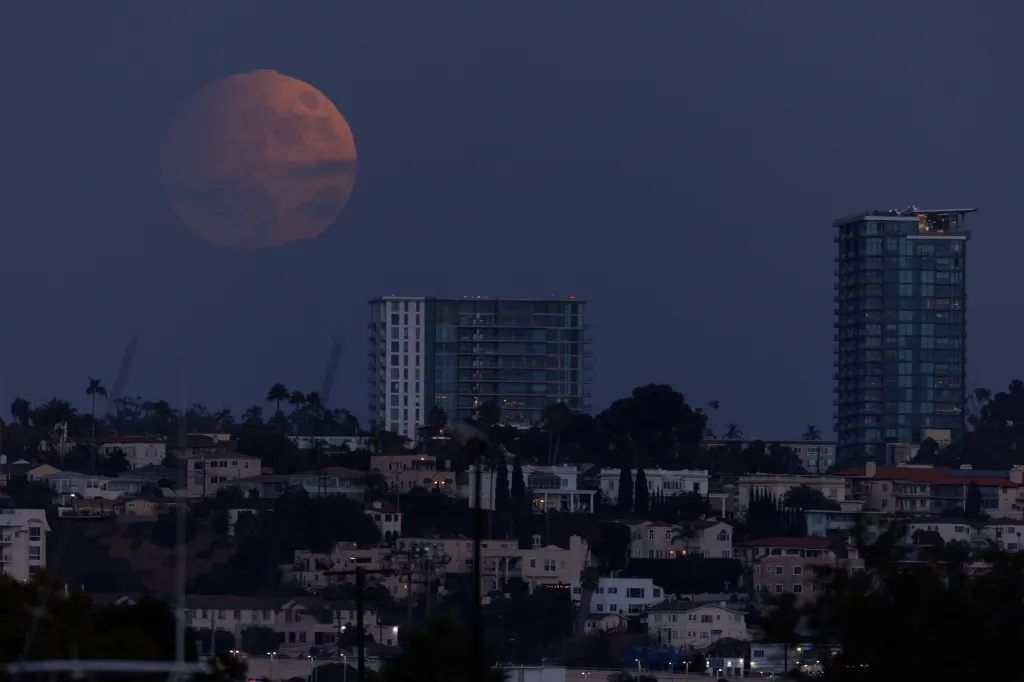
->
[242,658,719,682]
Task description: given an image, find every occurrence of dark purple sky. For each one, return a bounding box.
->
[0,1,1019,439]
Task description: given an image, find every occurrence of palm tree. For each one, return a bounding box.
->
[542,402,572,466]
[287,390,306,436]
[265,383,289,414]
[214,408,234,432]
[85,378,107,436]
[724,423,743,440]
[801,425,822,441]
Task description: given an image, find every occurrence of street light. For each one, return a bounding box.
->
[267,652,276,681]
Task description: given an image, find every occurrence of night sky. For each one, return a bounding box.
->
[0,1,1018,438]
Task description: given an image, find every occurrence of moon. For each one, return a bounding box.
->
[160,70,357,249]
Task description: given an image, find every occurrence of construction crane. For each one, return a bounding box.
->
[319,336,343,407]
[105,335,139,417]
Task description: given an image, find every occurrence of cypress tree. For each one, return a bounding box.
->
[494,455,510,512]
[511,454,526,509]
[634,468,649,513]
[618,466,634,513]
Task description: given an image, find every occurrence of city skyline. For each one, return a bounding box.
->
[1,2,1019,440]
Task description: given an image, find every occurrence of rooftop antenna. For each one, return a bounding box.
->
[175,358,188,668]
[319,336,344,407]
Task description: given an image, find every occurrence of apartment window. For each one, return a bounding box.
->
[233,610,241,619]
[700,615,712,623]
[28,546,40,561]
[606,587,618,594]
[717,530,728,541]
[775,584,783,593]
[775,566,783,575]
[217,609,226,620]
[793,584,803,593]
[648,529,655,539]
[627,587,645,599]
[793,566,803,575]
[28,527,41,541]
[687,614,696,622]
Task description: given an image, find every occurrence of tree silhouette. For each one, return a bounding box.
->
[494,454,510,513]
[510,454,526,509]
[265,383,289,414]
[617,466,633,513]
[85,378,107,436]
[634,468,649,513]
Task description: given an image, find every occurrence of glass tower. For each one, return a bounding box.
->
[833,207,972,463]
[369,296,592,437]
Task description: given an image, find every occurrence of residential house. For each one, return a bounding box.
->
[480,534,588,593]
[61,436,166,469]
[837,462,1024,517]
[599,468,710,506]
[371,454,453,494]
[286,468,367,499]
[626,520,734,559]
[804,501,887,543]
[0,460,59,491]
[184,451,262,497]
[118,465,177,486]
[364,501,402,540]
[583,612,628,634]
[978,519,1024,552]
[570,576,666,617]
[468,464,597,513]
[180,595,379,655]
[905,518,975,545]
[233,474,292,500]
[120,494,172,518]
[644,601,749,650]
[739,537,863,604]
[737,474,847,514]
[0,508,49,580]
[38,471,147,504]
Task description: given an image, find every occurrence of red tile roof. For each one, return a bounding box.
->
[736,537,831,550]
[834,465,1019,488]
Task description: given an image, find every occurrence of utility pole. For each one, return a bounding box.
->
[445,421,487,682]
[323,567,393,682]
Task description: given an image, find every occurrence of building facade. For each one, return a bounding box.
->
[569,576,667,616]
[644,601,749,650]
[599,468,710,506]
[467,464,596,512]
[833,207,971,462]
[0,508,49,581]
[368,296,591,441]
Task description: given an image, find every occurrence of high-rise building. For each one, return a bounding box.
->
[368,296,591,441]
[833,207,971,463]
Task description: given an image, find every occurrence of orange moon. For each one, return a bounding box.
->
[160,70,357,249]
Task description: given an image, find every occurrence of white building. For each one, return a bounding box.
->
[467,464,597,512]
[368,296,428,444]
[905,518,974,545]
[644,601,750,650]
[570,576,666,616]
[64,437,167,469]
[290,436,371,451]
[978,519,1024,551]
[38,471,147,501]
[0,508,49,581]
[599,468,710,506]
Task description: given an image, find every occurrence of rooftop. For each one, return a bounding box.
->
[736,537,832,550]
[835,464,1018,488]
[646,600,744,615]
[834,206,978,226]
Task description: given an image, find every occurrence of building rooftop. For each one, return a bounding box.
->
[835,464,1018,488]
[646,600,744,615]
[736,537,832,550]
[834,206,978,225]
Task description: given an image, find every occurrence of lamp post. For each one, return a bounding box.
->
[268,652,276,681]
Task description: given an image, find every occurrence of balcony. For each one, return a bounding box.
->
[0,533,12,544]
